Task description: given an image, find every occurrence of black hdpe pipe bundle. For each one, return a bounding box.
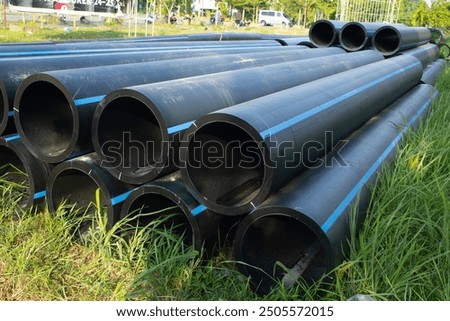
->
[0,134,52,210]
[372,25,431,56]
[47,153,133,229]
[120,172,240,254]
[15,47,314,164]
[396,43,440,68]
[180,55,422,215]
[232,84,438,294]
[421,59,447,85]
[338,22,395,51]
[0,45,292,136]
[93,49,383,185]
[309,20,348,48]
[0,40,283,58]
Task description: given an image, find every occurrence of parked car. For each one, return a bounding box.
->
[258,10,292,27]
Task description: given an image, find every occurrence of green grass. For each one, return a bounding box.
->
[0,26,449,300]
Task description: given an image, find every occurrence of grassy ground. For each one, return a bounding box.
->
[0,23,449,300]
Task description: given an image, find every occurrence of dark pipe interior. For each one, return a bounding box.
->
[18,81,73,158]
[340,24,367,50]
[125,193,193,243]
[310,22,335,47]
[373,28,400,54]
[186,121,264,207]
[0,146,29,203]
[240,215,327,293]
[51,168,107,214]
[97,97,163,179]
[0,82,6,130]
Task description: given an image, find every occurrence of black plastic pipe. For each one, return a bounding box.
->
[275,37,311,46]
[180,55,423,215]
[0,40,283,58]
[420,59,447,85]
[47,153,133,230]
[93,49,382,185]
[120,171,240,254]
[0,45,300,136]
[0,134,52,210]
[397,43,440,68]
[232,84,438,294]
[15,47,313,163]
[372,25,431,56]
[309,20,348,48]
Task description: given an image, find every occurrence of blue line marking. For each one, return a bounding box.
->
[111,190,134,206]
[260,61,421,139]
[74,95,106,106]
[191,204,206,216]
[8,111,14,117]
[321,94,435,233]
[33,190,46,200]
[167,121,194,134]
[4,134,20,142]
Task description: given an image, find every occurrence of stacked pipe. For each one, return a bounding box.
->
[0,28,447,294]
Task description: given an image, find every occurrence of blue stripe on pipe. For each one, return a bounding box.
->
[110,190,134,206]
[4,134,20,142]
[191,204,206,216]
[0,50,71,57]
[0,48,155,58]
[259,61,421,139]
[321,94,435,233]
[74,95,106,107]
[167,121,194,134]
[8,111,14,117]
[33,190,46,200]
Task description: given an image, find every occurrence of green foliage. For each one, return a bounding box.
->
[412,0,450,31]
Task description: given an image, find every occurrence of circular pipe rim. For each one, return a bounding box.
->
[0,81,8,135]
[92,89,169,185]
[180,113,273,216]
[309,20,338,48]
[339,22,368,52]
[372,26,401,56]
[14,74,78,163]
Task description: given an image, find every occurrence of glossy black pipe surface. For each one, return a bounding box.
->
[420,59,447,85]
[309,20,348,47]
[373,25,431,56]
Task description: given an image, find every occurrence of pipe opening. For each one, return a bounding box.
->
[186,121,264,208]
[50,168,108,215]
[373,28,400,54]
[0,146,29,204]
[0,81,7,133]
[310,22,335,47]
[340,24,367,51]
[18,81,73,158]
[125,193,193,243]
[239,215,327,293]
[97,97,163,180]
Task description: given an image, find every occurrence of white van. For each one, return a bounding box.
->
[258,10,292,27]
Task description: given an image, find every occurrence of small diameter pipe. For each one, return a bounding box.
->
[397,43,440,68]
[275,37,311,46]
[309,20,348,48]
[15,47,310,163]
[93,49,381,185]
[47,153,134,229]
[180,55,423,215]
[420,59,447,85]
[372,25,431,56]
[120,171,240,254]
[232,84,438,294]
[0,134,52,210]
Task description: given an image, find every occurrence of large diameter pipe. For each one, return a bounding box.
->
[372,25,431,56]
[232,84,438,294]
[397,43,440,68]
[0,45,302,136]
[420,59,447,85]
[93,49,382,185]
[0,40,282,58]
[180,55,423,215]
[120,172,240,254]
[309,20,348,48]
[0,134,52,210]
[47,153,133,230]
[15,47,315,164]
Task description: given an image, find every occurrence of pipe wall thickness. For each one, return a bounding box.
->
[232,84,438,294]
[309,20,348,48]
[372,25,432,56]
[93,49,382,185]
[180,55,423,215]
[14,46,314,163]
